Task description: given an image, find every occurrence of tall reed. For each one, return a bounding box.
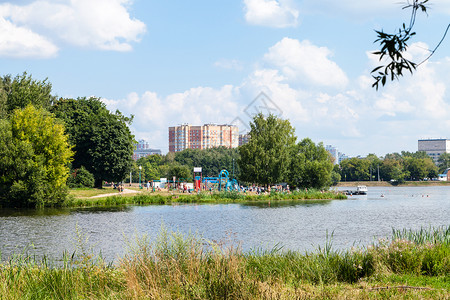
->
[0,226,448,299]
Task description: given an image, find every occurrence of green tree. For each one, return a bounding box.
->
[67,166,95,188]
[1,72,55,115]
[339,158,371,181]
[137,155,163,182]
[330,170,341,186]
[174,147,240,178]
[437,153,450,173]
[366,154,382,181]
[380,158,409,183]
[404,156,437,180]
[51,97,134,188]
[0,80,7,119]
[238,113,296,185]
[289,138,333,189]
[162,163,191,181]
[0,106,73,207]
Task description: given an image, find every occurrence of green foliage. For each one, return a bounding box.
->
[380,158,408,183]
[0,79,7,119]
[437,152,450,173]
[136,154,162,181]
[371,1,450,89]
[404,156,438,180]
[163,163,192,181]
[239,113,296,185]
[289,138,333,189]
[65,190,345,207]
[174,147,240,178]
[51,97,135,187]
[340,157,371,181]
[0,106,73,207]
[338,151,437,182]
[330,170,341,186]
[1,72,55,115]
[67,166,95,188]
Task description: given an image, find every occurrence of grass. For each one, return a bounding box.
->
[0,226,448,299]
[64,189,347,208]
[68,187,120,198]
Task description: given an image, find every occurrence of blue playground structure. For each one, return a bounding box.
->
[218,169,239,191]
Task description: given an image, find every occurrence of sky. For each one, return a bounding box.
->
[1,0,450,157]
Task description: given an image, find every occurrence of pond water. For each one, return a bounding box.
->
[0,186,448,263]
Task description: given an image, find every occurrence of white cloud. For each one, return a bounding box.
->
[214,59,244,71]
[244,0,299,28]
[374,93,414,116]
[0,16,58,58]
[102,85,241,150]
[102,36,450,157]
[263,38,349,88]
[0,0,146,57]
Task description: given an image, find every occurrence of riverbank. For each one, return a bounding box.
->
[337,181,450,187]
[1,226,448,299]
[66,189,346,208]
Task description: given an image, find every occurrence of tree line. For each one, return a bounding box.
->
[337,151,446,183]
[135,114,335,190]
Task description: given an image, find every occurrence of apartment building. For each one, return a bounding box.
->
[169,124,239,152]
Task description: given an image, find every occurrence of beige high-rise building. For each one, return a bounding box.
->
[169,124,238,152]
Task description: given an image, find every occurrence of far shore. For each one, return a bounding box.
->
[336,180,450,187]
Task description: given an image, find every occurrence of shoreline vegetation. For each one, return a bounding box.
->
[66,189,346,208]
[0,226,448,299]
[337,180,450,187]
[62,180,450,208]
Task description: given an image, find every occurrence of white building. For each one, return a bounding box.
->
[325,145,349,165]
[418,139,450,163]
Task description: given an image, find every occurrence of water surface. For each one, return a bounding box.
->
[0,186,448,263]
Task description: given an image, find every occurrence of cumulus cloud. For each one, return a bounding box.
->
[244,0,299,28]
[103,85,241,150]
[101,37,450,156]
[0,0,146,58]
[263,38,349,88]
[0,16,58,58]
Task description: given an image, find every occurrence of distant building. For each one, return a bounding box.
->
[325,145,349,165]
[169,124,239,152]
[239,133,250,146]
[133,139,161,160]
[338,152,350,164]
[418,139,450,163]
[325,145,339,165]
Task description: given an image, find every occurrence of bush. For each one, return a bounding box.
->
[67,166,95,188]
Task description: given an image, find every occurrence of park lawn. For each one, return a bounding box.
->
[69,187,119,198]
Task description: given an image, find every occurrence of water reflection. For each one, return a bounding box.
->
[242,199,332,208]
[0,208,72,217]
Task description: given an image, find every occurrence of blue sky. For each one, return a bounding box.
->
[1,0,450,156]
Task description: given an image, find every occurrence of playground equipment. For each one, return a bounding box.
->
[218,169,239,191]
